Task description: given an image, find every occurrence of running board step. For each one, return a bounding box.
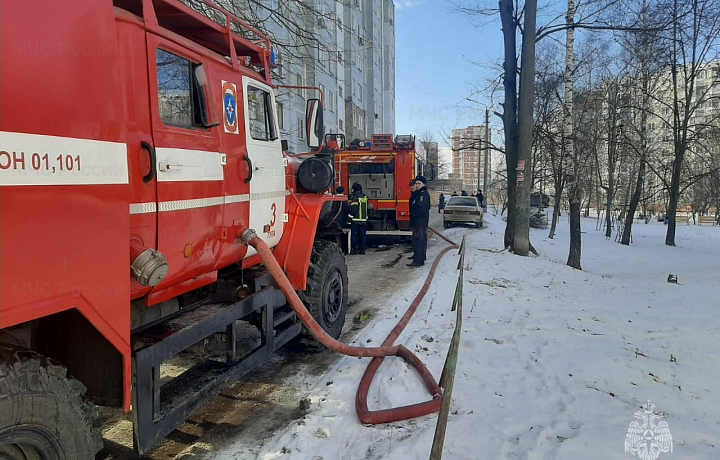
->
[273,306,297,327]
[131,286,299,455]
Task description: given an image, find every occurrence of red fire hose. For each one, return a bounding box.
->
[240,227,458,425]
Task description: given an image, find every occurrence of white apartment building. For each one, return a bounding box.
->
[227,0,395,153]
[343,0,396,142]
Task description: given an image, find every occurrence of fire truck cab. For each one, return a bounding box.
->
[0,0,347,456]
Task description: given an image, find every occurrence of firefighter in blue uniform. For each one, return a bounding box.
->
[349,182,368,254]
[408,176,431,267]
[336,186,351,229]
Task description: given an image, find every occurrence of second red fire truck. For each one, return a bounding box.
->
[333,134,431,232]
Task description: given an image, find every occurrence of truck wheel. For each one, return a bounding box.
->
[0,347,102,460]
[299,240,349,341]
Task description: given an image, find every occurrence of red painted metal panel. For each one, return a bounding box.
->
[273,193,345,291]
[0,0,132,408]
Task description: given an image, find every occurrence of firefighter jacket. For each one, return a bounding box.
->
[410,186,431,228]
[349,191,369,223]
[340,200,352,226]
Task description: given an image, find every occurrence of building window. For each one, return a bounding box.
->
[339,119,344,130]
[273,52,284,78]
[358,83,362,101]
[247,86,277,141]
[298,117,305,140]
[296,72,305,98]
[277,102,285,130]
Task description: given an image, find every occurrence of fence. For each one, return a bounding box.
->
[429,235,466,460]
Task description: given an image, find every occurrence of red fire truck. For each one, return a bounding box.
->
[0,0,347,456]
[334,134,431,232]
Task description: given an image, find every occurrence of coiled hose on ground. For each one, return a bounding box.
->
[240,227,458,425]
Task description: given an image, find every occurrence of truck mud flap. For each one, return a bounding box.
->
[131,286,299,454]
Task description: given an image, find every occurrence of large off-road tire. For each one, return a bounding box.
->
[0,347,102,460]
[298,240,349,342]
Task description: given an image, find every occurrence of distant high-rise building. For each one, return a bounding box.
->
[451,126,489,193]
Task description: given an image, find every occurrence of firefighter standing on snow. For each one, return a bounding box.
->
[408,176,431,267]
[349,182,368,254]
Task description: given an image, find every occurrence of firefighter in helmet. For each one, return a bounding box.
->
[349,182,368,254]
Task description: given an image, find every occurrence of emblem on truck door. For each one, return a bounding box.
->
[222,81,238,134]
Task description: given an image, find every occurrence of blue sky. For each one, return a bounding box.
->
[394,1,504,147]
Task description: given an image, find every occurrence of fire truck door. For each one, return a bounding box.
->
[147,40,225,284]
[242,77,286,255]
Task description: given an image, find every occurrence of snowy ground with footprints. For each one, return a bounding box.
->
[213,209,719,460]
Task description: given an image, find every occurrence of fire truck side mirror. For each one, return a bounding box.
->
[324,133,345,151]
[306,98,324,150]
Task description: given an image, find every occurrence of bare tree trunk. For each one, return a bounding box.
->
[665,0,689,247]
[564,0,581,269]
[500,0,519,249]
[604,128,616,238]
[665,151,684,245]
[604,83,621,239]
[568,200,582,268]
[622,160,646,244]
[513,0,538,256]
[548,181,564,239]
[622,53,650,244]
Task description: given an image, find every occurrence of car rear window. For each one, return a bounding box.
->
[447,197,477,207]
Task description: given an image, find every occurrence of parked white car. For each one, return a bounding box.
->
[443,196,484,228]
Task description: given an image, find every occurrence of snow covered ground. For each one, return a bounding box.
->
[214,209,720,460]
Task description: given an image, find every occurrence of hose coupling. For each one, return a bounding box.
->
[239,228,257,245]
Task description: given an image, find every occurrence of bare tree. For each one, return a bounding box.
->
[616,0,665,244]
[532,42,566,238]
[599,77,625,239]
[655,0,720,245]
[564,0,584,269]
[457,0,636,255]
[513,0,539,255]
